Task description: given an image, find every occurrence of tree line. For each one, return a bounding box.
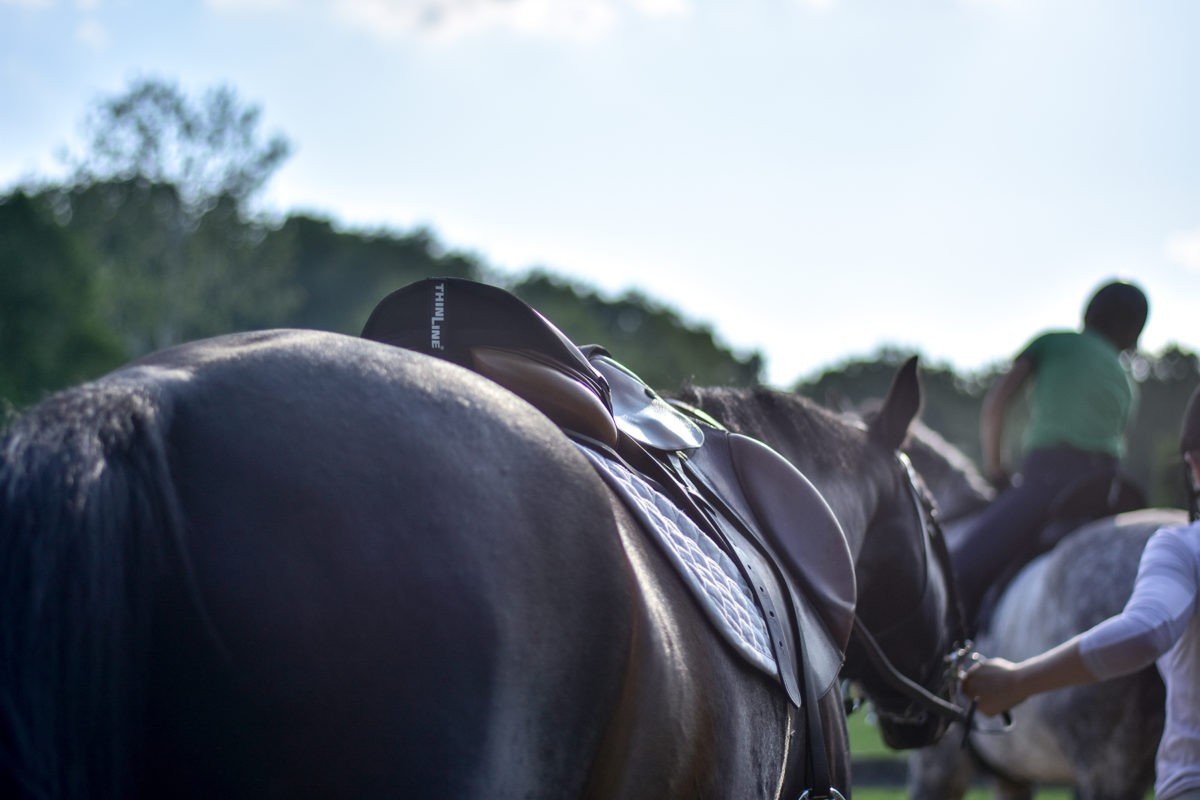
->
[2,78,1195,506]
[799,346,1200,508]
[0,79,761,412]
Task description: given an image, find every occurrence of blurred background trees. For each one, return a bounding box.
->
[798,346,1199,508]
[2,77,1196,507]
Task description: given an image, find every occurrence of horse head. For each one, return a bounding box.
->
[845,357,965,749]
[676,356,964,751]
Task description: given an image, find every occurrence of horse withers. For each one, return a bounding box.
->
[903,422,1169,800]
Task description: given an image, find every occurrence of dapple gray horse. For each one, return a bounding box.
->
[902,421,1171,800]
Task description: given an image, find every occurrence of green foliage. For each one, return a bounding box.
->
[32,179,300,355]
[1126,346,1200,506]
[69,77,290,209]
[6,73,1192,506]
[797,347,1000,465]
[0,77,301,368]
[510,271,763,390]
[797,345,1200,508]
[0,192,124,406]
[263,215,482,335]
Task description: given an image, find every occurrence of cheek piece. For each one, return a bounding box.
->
[1183,455,1200,524]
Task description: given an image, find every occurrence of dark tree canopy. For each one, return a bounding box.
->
[0,192,123,409]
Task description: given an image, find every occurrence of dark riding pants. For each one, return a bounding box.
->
[949,445,1117,625]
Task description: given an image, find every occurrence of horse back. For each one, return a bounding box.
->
[5,330,641,798]
[3,329,838,798]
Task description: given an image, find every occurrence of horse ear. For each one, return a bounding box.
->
[868,356,922,451]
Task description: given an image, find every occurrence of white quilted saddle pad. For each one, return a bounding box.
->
[576,443,778,678]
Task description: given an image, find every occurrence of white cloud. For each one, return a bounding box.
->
[207,0,691,41]
[0,0,56,8]
[75,17,108,47]
[629,0,688,18]
[204,0,290,10]
[1166,228,1200,272]
[337,0,614,41]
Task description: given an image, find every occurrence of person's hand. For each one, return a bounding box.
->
[962,657,1026,716]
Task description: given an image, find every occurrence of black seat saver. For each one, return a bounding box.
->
[362,278,619,447]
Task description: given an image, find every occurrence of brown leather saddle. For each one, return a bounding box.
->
[362,277,856,706]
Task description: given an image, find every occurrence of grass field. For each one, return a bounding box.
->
[847,710,1074,799]
[847,710,901,760]
[854,790,1074,800]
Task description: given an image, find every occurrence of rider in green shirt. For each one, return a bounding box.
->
[951,280,1149,625]
[1019,328,1135,459]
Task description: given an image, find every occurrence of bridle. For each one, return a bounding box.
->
[1183,461,1199,523]
[847,452,1006,735]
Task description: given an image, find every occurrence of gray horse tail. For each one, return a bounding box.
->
[0,380,185,799]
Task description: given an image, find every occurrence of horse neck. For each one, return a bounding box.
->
[902,421,993,525]
[678,386,881,560]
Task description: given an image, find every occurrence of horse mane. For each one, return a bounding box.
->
[673,383,894,547]
[676,384,993,529]
[0,379,185,799]
[674,384,872,477]
[901,420,994,522]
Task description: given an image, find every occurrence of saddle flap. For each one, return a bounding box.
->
[725,434,857,652]
[588,352,704,452]
[685,429,856,697]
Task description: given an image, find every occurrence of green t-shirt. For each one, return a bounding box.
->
[1018,328,1135,458]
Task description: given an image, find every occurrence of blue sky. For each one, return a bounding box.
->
[2,0,1198,385]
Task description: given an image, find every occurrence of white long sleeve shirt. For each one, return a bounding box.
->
[1078,521,1200,800]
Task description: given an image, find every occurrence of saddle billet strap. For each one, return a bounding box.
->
[798,632,838,800]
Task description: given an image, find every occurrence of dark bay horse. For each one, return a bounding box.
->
[677,358,963,751]
[3,330,943,798]
[901,421,1171,800]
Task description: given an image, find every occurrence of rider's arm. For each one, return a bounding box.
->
[1077,529,1196,678]
[961,637,1092,715]
[965,528,1197,714]
[980,357,1033,484]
